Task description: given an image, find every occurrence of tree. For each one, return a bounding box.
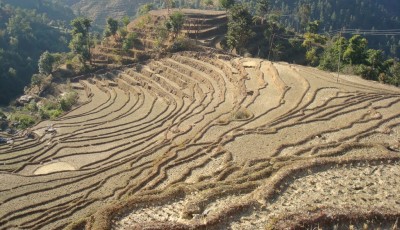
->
[253,0,270,25]
[319,36,348,71]
[138,3,154,16]
[122,32,138,52]
[154,24,169,49]
[305,47,319,66]
[297,4,311,31]
[219,0,235,11]
[302,21,326,66]
[69,33,89,61]
[31,73,45,86]
[226,5,254,55]
[69,17,92,65]
[307,20,320,34]
[387,61,400,86]
[256,0,269,17]
[38,51,54,75]
[166,11,185,38]
[71,17,91,37]
[366,49,384,70]
[105,17,119,37]
[122,16,130,29]
[118,27,128,41]
[343,35,368,65]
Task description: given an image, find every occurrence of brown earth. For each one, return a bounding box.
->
[0,51,399,230]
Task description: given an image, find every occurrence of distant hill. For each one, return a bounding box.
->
[264,0,400,57]
[2,0,75,22]
[53,0,153,26]
[267,0,400,31]
[49,0,399,56]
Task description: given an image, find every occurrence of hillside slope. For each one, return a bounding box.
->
[0,2,70,105]
[54,0,150,25]
[0,51,399,229]
[264,0,400,56]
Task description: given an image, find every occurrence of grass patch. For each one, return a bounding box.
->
[232,108,252,120]
[10,113,37,129]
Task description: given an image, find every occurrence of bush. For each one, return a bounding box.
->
[39,108,63,120]
[31,74,46,86]
[122,32,138,52]
[60,91,78,111]
[11,113,37,129]
[39,100,63,119]
[232,108,252,120]
[170,37,195,52]
[355,64,379,80]
[25,101,38,112]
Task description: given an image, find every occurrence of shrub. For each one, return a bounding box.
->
[122,32,138,52]
[39,108,63,120]
[39,100,64,119]
[355,64,379,81]
[25,101,38,112]
[170,36,194,52]
[232,108,252,120]
[31,73,47,86]
[60,91,78,111]
[11,113,37,129]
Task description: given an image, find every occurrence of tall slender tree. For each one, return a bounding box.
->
[69,17,92,65]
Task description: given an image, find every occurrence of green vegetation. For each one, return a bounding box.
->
[60,91,78,111]
[38,91,77,120]
[104,18,119,37]
[226,4,254,55]
[0,1,70,105]
[138,3,154,16]
[122,32,138,52]
[219,0,235,10]
[2,0,74,23]
[318,35,400,85]
[39,100,62,120]
[38,51,55,75]
[4,88,78,130]
[165,12,186,38]
[246,0,400,57]
[10,113,36,129]
[69,17,93,65]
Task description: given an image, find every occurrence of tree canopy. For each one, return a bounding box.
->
[69,17,92,65]
[165,11,185,38]
[219,0,235,10]
[226,4,254,55]
[104,17,119,37]
[0,2,69,105]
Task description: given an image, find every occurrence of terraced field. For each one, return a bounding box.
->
[94,9,227,66]
[0,51,400,229]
